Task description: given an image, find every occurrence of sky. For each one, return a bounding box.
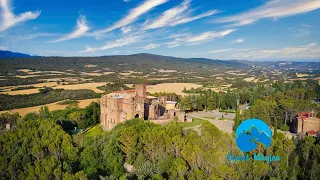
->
[0,0,320,61]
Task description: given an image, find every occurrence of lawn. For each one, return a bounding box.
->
[202,116,216,119]
[218,117,234,120]
[219,110,236,113]
[181,118,207,128]
[84,125,105,137]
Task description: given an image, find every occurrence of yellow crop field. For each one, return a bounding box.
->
[146,83,201,95]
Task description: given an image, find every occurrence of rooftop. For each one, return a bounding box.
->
[307,130,318,135]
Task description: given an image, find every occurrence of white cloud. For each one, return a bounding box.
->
[80,35,141,53]
[215,0,320,27]
[0,46,8,50]
[232,38,244,44]
[0,0,41,32]
[209,49,233,53]
[19,33,57,40]
[167,29,236,47]
[143,0,218,30]
[231,43,320,59]
[143,43,160,50]
[121,26,132,34]
[96,0,168,34]
[50,15,90,43]
[289,25,312,37]
[187,29,235,43]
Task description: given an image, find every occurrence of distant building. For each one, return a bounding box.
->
[295,111,320,135]
[5,123,10,131]
[100,84,185,130]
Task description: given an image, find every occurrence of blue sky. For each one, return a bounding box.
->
[0,0,320,61]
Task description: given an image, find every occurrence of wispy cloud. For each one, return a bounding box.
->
[19,33,58,40]
[231,43,320,59]
[121,26,132,34]
[0,0,41,32]
[215,0,320,27]
[0,45,8,50]
[50,15,90,43]
[209,48,233,53]
[232,38,244,44]
[143,43,160,50]
[289,25,312,37]
[167,29,236,47]
[80,35,141,53]
[96,0,168,34]
[143,0,218,30]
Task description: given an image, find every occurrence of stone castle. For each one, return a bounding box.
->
[100,84,185,130]
[295,111,320,136]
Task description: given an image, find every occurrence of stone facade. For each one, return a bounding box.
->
[100,84,185,130]
[295,111,320,134]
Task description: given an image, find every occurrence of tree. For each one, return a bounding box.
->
[234,99,241,131]
[69,111,84,122]
[39,106,51,119]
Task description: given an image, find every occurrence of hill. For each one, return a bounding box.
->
[0,50,31,58]
[0,53,251,73]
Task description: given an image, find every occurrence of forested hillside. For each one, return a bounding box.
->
[1,115,320,179]
[0,53,251,74]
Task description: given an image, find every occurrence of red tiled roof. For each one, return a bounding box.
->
[307,130,318,135]
[113,89,135,93]
[298,111,309,119]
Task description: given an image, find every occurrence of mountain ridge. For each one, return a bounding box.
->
[0,50,31,58]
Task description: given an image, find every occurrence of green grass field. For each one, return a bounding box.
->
[218,117,234,120]
[202,116,216,119]
[84,125,105,137]
[181,118,207,128]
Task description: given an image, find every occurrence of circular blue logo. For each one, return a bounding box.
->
[235,118,272,152]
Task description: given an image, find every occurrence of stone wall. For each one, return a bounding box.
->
[297,117,320,133]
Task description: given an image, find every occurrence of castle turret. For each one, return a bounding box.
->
[135,84,146,99]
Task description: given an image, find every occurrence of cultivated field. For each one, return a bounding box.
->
[53,82,108,93]
[0,98,99,117]
[146,83,201,95]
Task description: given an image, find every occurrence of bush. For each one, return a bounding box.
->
[280,124,290,131]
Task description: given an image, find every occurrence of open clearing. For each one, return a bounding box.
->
[53,82,108,93]
[244,77,255,82]
[146,83,201,95]
[0,98,99,117]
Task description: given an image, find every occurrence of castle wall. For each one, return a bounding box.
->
[297,117,320,133]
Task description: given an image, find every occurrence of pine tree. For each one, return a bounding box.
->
[234,99,241,131]
[274,118,278,138]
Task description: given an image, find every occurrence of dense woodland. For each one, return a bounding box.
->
[1,115,320,179]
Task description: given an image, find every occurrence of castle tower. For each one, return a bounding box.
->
[135,84,146,99]
[133,84,146,119]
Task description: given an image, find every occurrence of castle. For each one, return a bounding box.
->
[100,84,185,130]
[295,111,320,136]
